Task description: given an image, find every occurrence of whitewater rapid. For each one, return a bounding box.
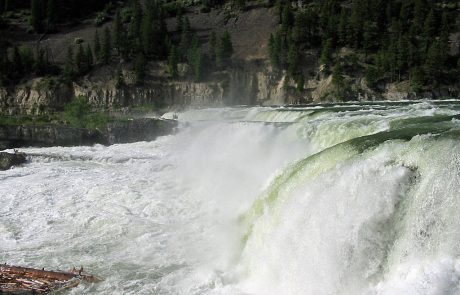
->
[1,101,460,294]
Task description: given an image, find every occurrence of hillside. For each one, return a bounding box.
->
[0,0,459,116]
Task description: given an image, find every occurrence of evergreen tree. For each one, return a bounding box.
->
[268,33,279,68]
[410,66,425,92]
[287,40,299,77]
[30,0,45,33]
[141,10,154,57]
[274,0,283,24]
[168,44,178,78]
[176,11,183,32]
[130,0,142,38]
[423,9,437,47]
[63,45,75,78]
[424,40,443,84]
[134,52,146,84]
[179,17,191,60]
[33,46,46,75]
[209,31,217,62]
[102,26,112,65]
[320,38,333,72]
[338,8,348,45]
[94,30,101,63]
[190,42,203,81]
[19,46,35,73]
[0,36,8,85]
[3,0,10,12]
[47,0,59,30]
[349,0,365,48]
[115,67,123,88]
[216,31,233,68]
[281,4,293,32]
[365,65,380,89]
[113,10,123,54]
[234,0,245,11]
[12,46,23,79]
[332,61,344,86]
[413,0,427,34]
[295,72,304,93]
[75,43,85,75]
[85,44,93,71]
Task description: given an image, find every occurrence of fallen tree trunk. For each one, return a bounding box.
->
[0,264,101,294]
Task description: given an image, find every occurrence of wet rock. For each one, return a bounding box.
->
[0,152,27,170]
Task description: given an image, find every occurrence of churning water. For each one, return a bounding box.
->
[1,100,460,294]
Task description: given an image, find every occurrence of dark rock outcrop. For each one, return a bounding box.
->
[0,152,27,170]
[0,118,178,149]
[0,125,105,149]
[105,118,177,144]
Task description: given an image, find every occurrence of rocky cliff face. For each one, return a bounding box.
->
[1,59,458,115]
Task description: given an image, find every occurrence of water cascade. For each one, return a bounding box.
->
[1,101,460,294]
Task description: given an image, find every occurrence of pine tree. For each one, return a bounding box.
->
[423,9,437,45]
[113,10,122,54]
[168,44,178,79]
[413,0,427,35]
[30,0,44,33]
[12,46,23,79]
[19,46,35,73]
[115,67,123,88]
[268,33,279,68]
[295,72,304,93]
[94,30,101,63]
[134,52,146,84]
[130,0,142,38]
[287,39,299,77]
[216,31,233,68]
[47,0,59,30]
[85,44,93,71]
[176,11,183,32]
[234,0,245,11]
[209,31,217,62]
[320,38,333,72]
[33,46,46,75]
[75,44,85,75]
[281,4,293,32]
[102,26,112,65]
[424,40,443,84]
[179,17,191,60]
[410,66,425,92]
[141,11,154,57]
[332,61,344,87]
[191,43,203,82]
[349,0,365,48]
[63,45,75,78]
[338,8,348,45]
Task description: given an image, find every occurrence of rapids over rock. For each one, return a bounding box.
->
[1,100,460,294]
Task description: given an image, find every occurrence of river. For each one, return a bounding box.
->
[1,100,460,294]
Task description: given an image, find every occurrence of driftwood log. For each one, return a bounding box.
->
[0,264,101,294]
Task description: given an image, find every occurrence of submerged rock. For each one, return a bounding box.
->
[0,152,27,170]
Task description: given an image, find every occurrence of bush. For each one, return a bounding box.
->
[62,96,110,129]
[94,11,108,26]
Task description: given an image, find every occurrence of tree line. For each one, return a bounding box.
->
[268,0,459,93]
[0,0,234,86]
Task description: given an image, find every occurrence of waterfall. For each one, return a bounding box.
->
[1,100,459,294]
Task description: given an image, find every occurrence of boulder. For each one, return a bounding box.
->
[0,152,27,170]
